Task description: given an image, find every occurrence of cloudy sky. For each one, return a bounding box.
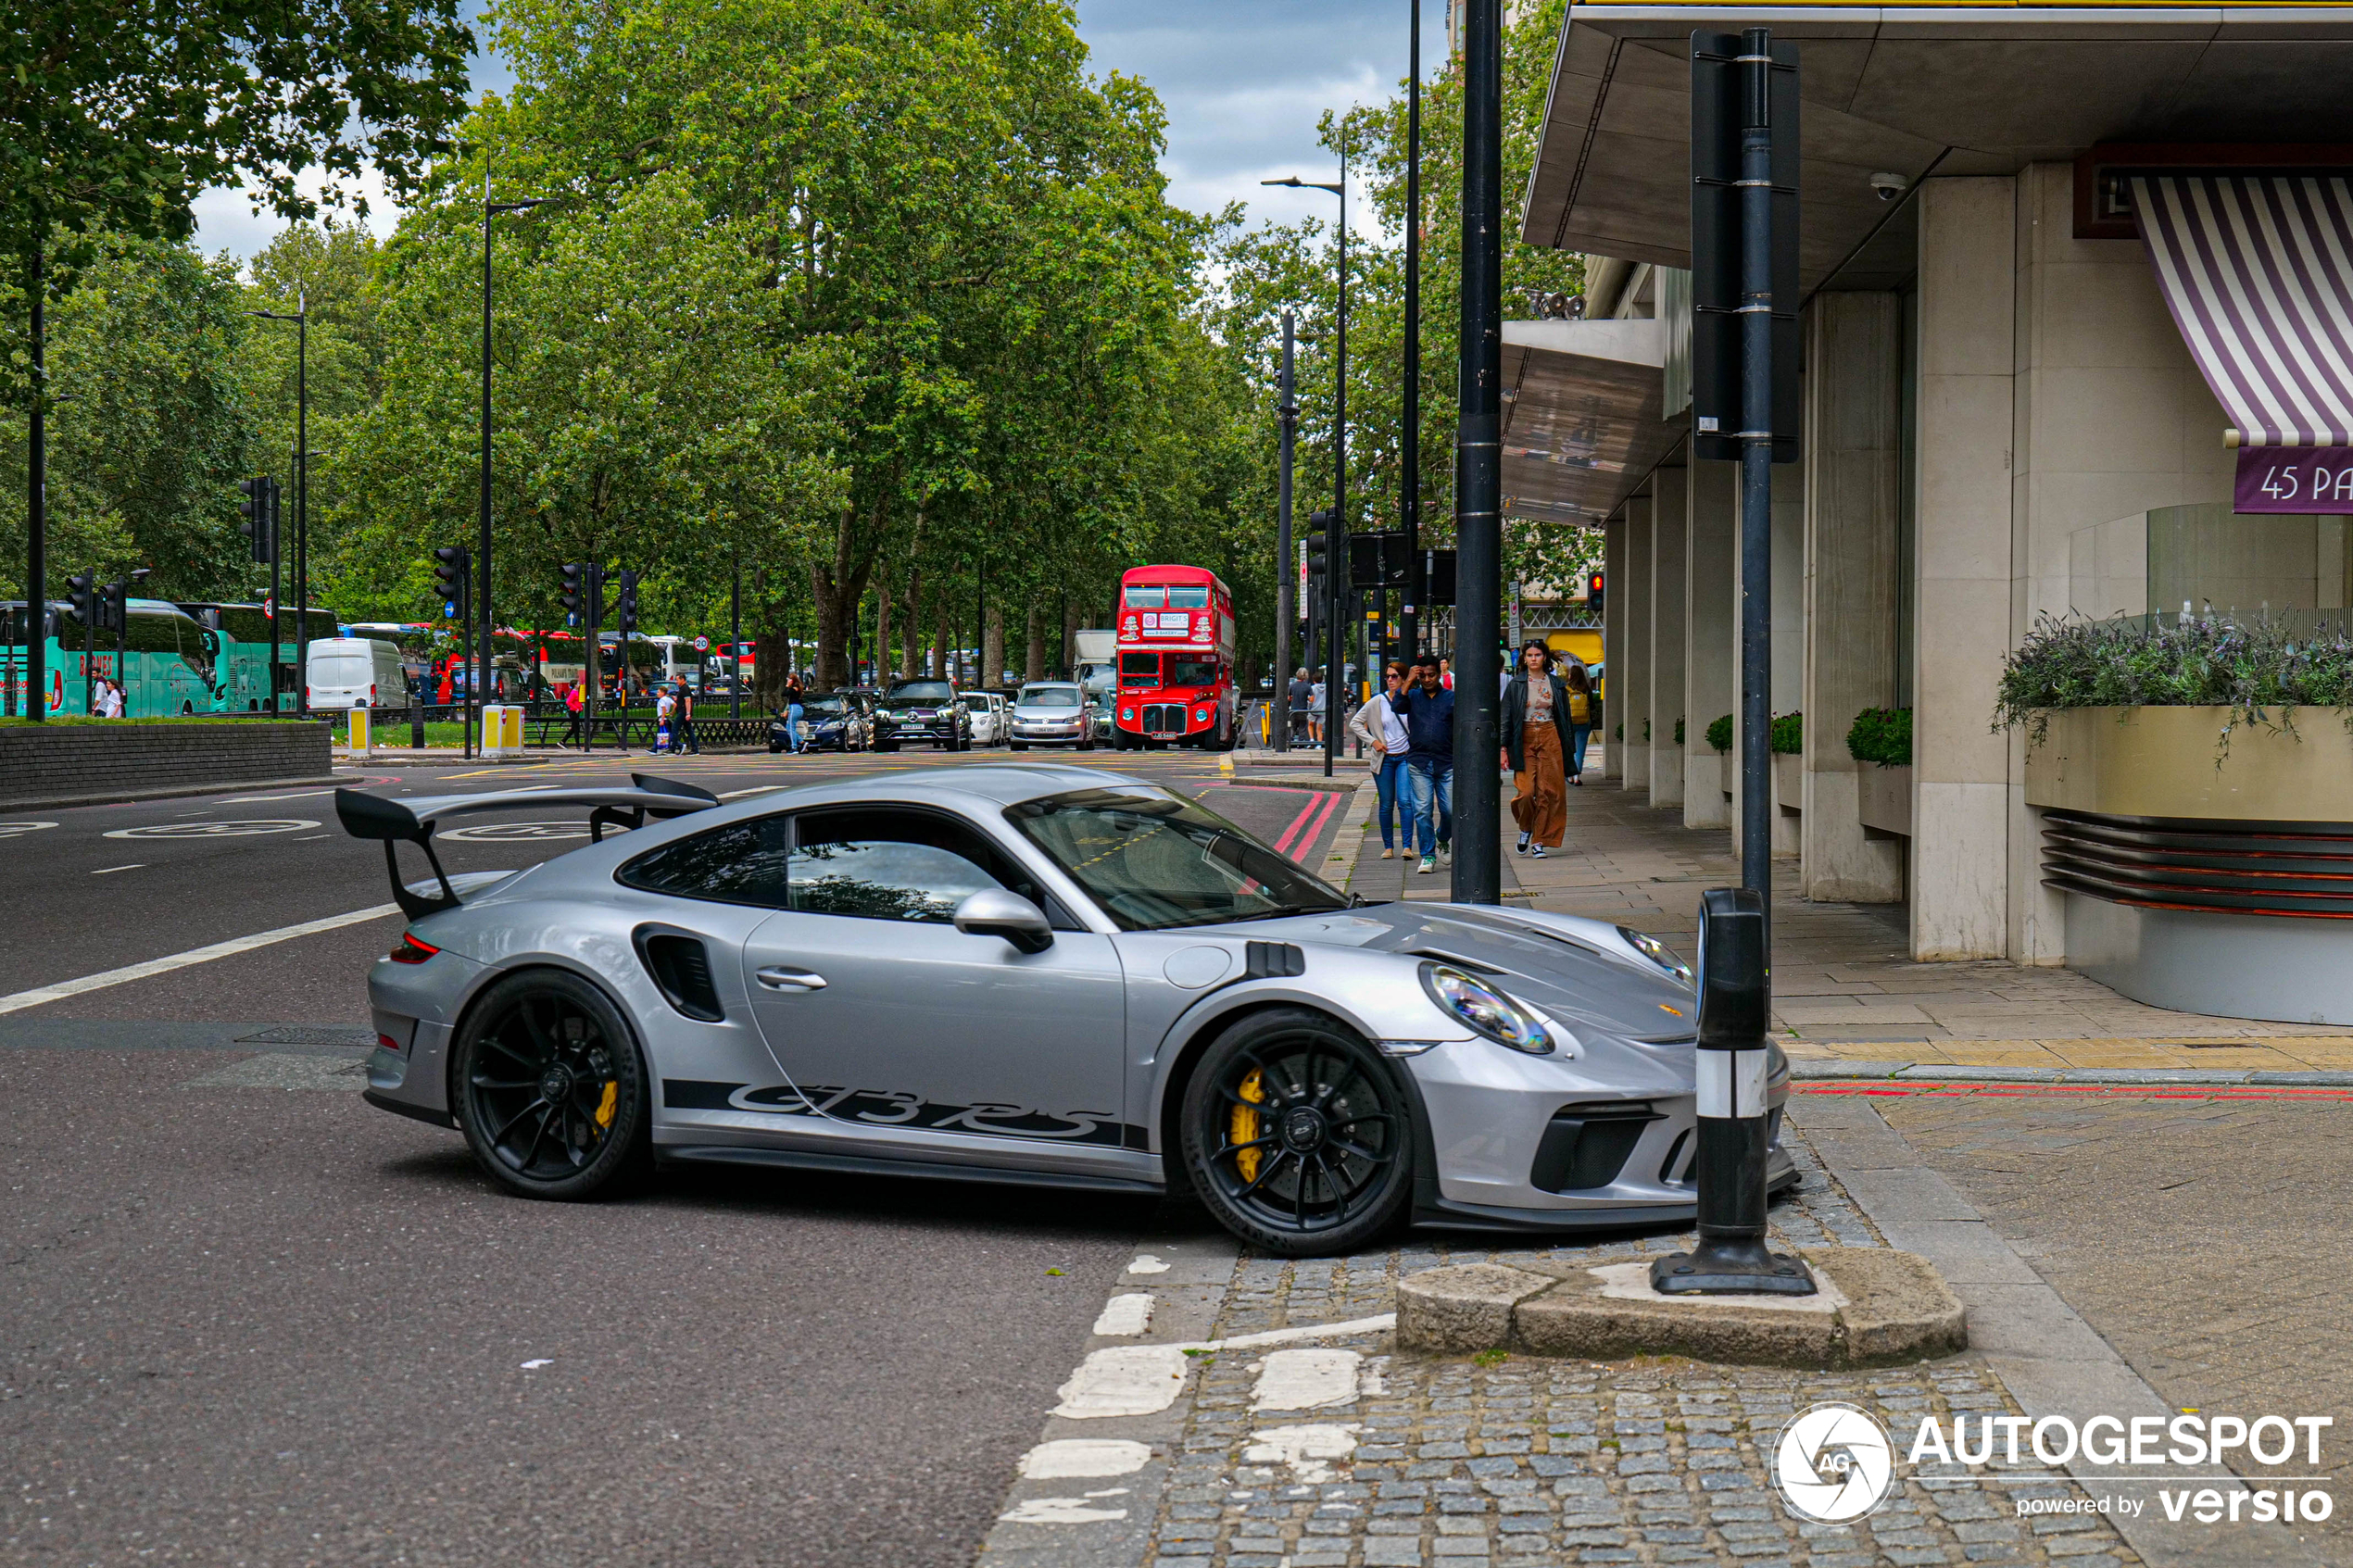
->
[190,0,1446,260]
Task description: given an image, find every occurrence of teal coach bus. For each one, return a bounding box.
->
[176,602,342,711]
[0,598,303,717]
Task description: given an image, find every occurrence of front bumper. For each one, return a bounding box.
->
[1402,1036,1794,1227]
[1012,720,1088,743]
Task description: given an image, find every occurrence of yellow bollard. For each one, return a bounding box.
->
[348,706,371,759]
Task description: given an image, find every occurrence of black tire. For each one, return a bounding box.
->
[1180,1007,1414,1257]
[452,968,653,1201]
[1112,726,1134,751]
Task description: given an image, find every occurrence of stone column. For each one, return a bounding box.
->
[1649,463,1689,809]
[1912,177,2017,960]
[1801,292,1906,902]
[1684,458,1736,829]
[1602,512,1626,780]
[1770,445,1806,859]
[1621,492,1654,791]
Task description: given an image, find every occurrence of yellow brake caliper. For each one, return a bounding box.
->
[594,1080,618,1133]
[1229,1069,1265,1183]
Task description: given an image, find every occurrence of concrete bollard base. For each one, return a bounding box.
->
[1397,1247,1964,1368]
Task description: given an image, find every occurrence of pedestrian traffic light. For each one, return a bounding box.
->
[615,570,641,638]
[433,546,470,620]
[67,572,95,627]
[1587,571,1605,615]
[238,477,275,563]
[560,562,588,627]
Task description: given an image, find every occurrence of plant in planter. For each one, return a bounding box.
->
[1705,714,1732,753]
[1769,712,1803,755]
[1996,610,2353,748]
[1846,707,1911,766]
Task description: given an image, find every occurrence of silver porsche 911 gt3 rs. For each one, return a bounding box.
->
[340,764,1793,1257]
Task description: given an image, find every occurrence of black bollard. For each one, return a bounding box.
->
[1649,886,1816,1296]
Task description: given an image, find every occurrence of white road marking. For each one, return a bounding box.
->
[90,863,144,875]
[521,1359,552,1370]
[1090,1293,1154,1336]
[997,1495,1128,1524]
[0,822,58,838]
[1124,1254,1171,1274]
[0,903,403,1016]
[219,789,340,802]
[103,818,321,840]
[1239,1424,1359,1483]
[1050,1345,1190,1419]
[1251,1348,1361,1411]
[1017,1439,1151,1480]
[1174,1313,1395,1353]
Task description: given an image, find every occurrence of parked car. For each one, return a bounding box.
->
[874,679,971,751]
[1007,682,1096,751]
[959,689,1009,746]
[774,689,875,754]
[306,637,409,712]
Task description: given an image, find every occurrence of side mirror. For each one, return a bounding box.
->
[953,888,1053,954]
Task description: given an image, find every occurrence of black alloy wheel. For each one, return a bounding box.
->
[1181,1007,1414,1256]
[453,968,652,1200]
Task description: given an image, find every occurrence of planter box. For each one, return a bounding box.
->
[0,721,334,809]
[1772,752,1802,815]
[2022,706,2353,822]
[1856,764,1913,837]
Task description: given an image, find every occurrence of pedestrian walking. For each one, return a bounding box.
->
[1346,663,1413,859]
[1438,657,1454,692]
[1307,676,1326,745]
[562,681,584,746]
[678,682,699,754]
[1400,658,1455,875]
[99,678,126,719]
[1287,667,1313,746]
[652,684,677,754]
[783,674,806,755]
[1503,639,1571,859]
[1563,660,1595,784]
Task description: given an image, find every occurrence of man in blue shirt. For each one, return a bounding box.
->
[1399,658,1455,874]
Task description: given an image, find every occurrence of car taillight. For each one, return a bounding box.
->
[389,933,439,964]
[378,1032,407,1054]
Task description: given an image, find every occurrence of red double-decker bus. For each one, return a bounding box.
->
[1112,564,1239,749]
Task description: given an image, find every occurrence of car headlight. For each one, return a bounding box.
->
[1418,962,1554,1055]
[1120,706,1134,721]
[1617,925,1694,985]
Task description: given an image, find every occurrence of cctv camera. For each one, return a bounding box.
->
[1869,171,1906,202]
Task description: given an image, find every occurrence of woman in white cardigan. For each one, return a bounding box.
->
[1346,662,1413,858]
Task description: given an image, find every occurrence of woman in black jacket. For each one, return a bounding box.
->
[1500,639,1573,857]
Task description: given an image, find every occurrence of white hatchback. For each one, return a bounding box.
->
[958,690,1009,746]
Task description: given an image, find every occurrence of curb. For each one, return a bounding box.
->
[1790,1057,2353,1087]
[0,773,349,812]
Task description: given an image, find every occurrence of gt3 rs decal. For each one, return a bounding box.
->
[661,1079,1141,1148]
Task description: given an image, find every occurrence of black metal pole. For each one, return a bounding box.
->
[296,303,308,715]
[268,482,283,711]
[1402,0,1423,662]
[1737,25,1773,920]
[460,564,472,760]
[480,180,494,755]
[1326,141,1348,781]
[1453,0,1504,904]
[731,547,743,719]
[23,245,43,721]
[1276,312,1296,752]
[582,563,598,753]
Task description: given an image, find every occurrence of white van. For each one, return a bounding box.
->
[307,638,410,710]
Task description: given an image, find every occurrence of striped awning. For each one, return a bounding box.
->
[2132,174,2353,448]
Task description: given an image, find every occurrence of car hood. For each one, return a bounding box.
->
[1223,903,1697,1043]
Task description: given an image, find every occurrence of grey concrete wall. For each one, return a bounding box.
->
[1684,458,1736,829]
[1912,178,2017,960]
[1802,292,1906,904]
[0,721,334,808]
[1649,463,1689,809]
[1622,494,1655,791]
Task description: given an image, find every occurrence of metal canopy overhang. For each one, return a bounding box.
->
[1501,318,1686,525]
[1525,4,2353,285]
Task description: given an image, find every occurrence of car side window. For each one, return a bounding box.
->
[786,807,1035,924]
[617,814,794,908]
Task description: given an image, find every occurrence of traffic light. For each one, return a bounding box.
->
[560,562,588,627]
[1587,570,1605,616]
[97,581,126,637]
[238,477,276,563]
[433,546,470,620]
[615,569,641,639]
[1303,510,1332,617]
[67,572,95,627]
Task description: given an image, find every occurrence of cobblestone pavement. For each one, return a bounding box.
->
[1131,1120,2144,1568]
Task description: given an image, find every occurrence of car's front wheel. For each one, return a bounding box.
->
[453,969,652,1201]
[1180,1007,1414,1256]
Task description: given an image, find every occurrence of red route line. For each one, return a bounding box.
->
[1273,787,1344,861]
[1795,1082,2353,1102]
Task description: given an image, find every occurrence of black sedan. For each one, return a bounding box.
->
[873,679,972,751]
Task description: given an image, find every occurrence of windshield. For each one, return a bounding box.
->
[805,695,847,716]
[1006,787,1347,931]
[887,681,955,702]
[1169,657,1219,688]
[1019,685,1082,709]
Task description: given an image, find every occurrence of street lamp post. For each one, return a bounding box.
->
[1403,0,1424,662]
[249,299,310,713]
[21,245,45,721]
[1274,310,1296,753]
[1455,0,1504,904]
[484,182,552,756]
[1264,145,1351,780]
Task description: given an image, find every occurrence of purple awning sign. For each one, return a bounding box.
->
[2235,448,2353,514]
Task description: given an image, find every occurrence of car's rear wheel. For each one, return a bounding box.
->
[1181,1008,1413,1256]
[453,969,652,1201]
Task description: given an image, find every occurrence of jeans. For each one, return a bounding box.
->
[1407,758,1454,858]
[1374,755,1408,848]
[1568,723,1592,777]
[786,703,804,752]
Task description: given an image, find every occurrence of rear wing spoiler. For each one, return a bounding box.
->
[336,773,721,920]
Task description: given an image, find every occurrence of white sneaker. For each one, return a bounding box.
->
[1530,845,1546,859]
[1516,832,1531,855]
[1417,856,1436,875]
[1439,844,1452,866]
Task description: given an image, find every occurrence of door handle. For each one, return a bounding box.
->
[755,965,828,992]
